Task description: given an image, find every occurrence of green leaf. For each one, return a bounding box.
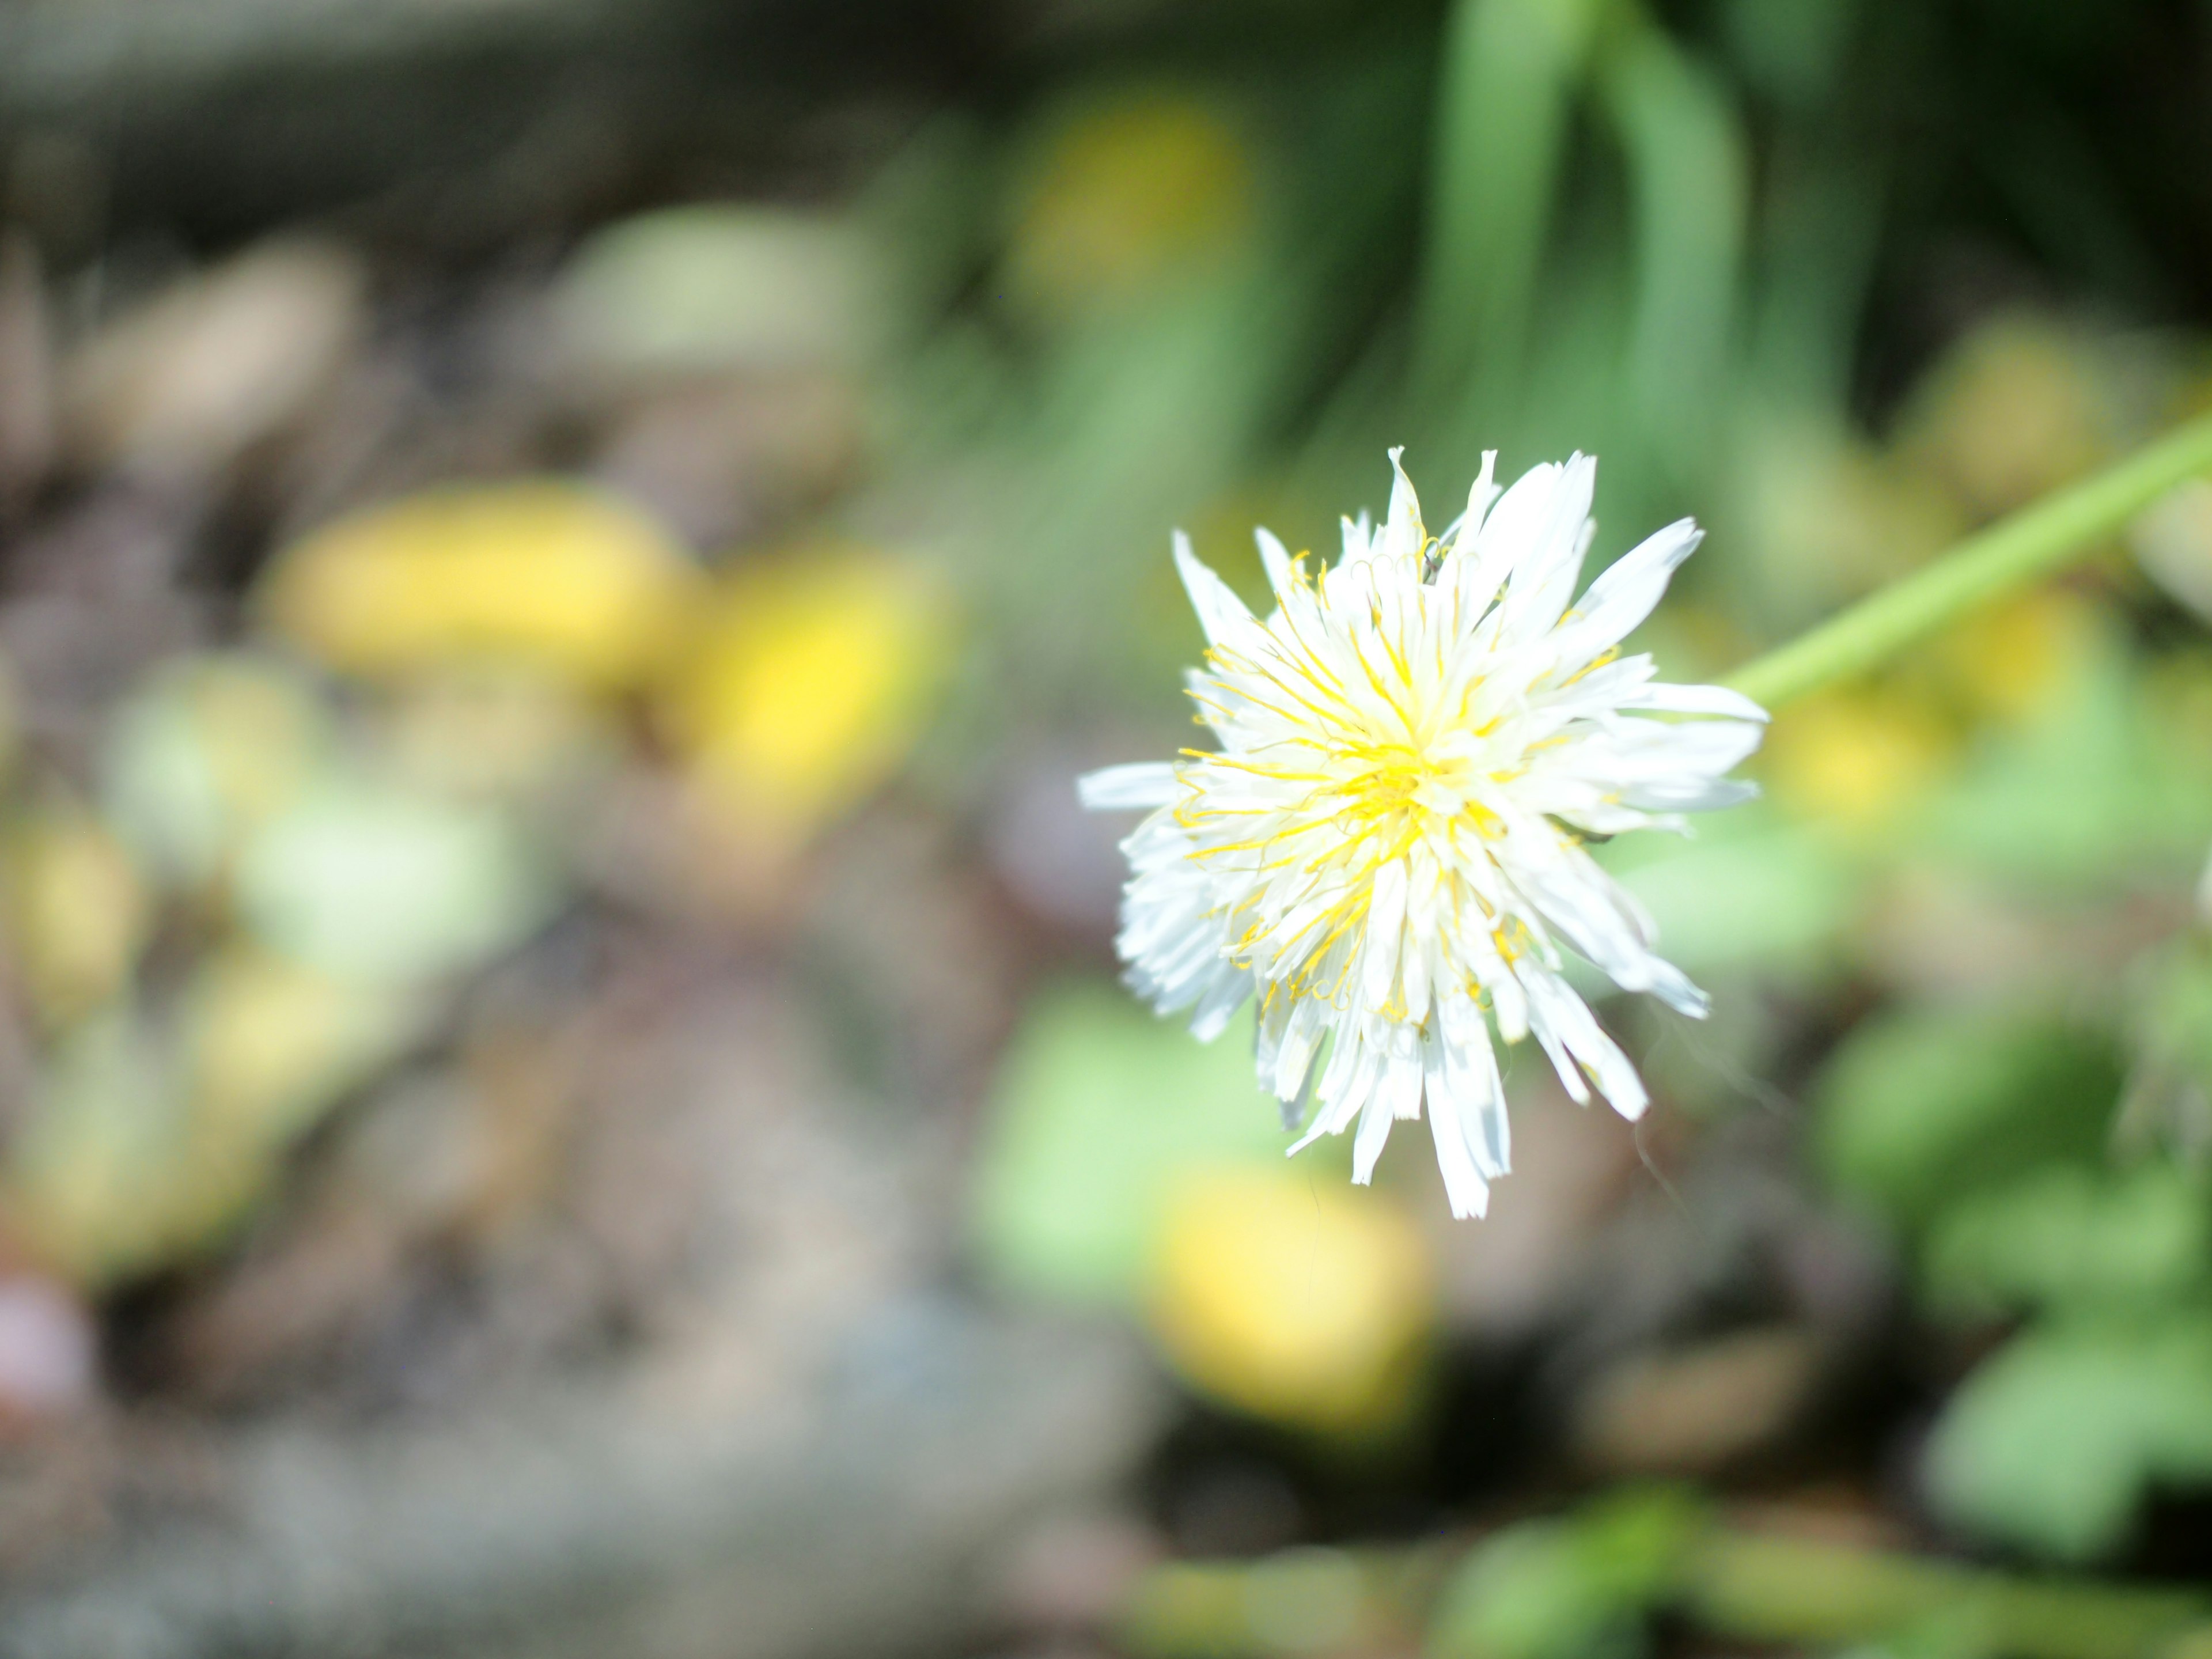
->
[1599,800,1861,979]
[1919,640,2212,888]
[1923,1162,2211,1317]
[1815,1006,2123,1233]
[1428,1487,1703,1659]
[2124,935,2212,1154]
[968,980,1295,1306]
[1925,1318,2212,1562]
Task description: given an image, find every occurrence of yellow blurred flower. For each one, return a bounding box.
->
[1922,586,2098,725]
[257,480,702,692]
[659,544,952,847]
[1006,92,1255,322]
[2,808,150,1027]
[1762,689,1956,832]
[1146,1166,1432,1434]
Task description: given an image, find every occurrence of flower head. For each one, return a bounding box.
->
[1080,449,1767,1218]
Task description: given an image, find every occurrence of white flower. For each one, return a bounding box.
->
[1080,449,1767,1218]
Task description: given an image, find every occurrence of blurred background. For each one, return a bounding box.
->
[0,0,2211,1653]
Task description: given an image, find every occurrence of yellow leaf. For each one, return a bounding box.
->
[183,945,423,1153]
[5,1012,188,1285]
[3,953,424,1287]
[257,480,702,691]
[2,808,149,1027]
[660,544,952,844]
[1146,1166,1433,1435]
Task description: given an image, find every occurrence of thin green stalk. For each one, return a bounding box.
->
[1725,408,2212,711]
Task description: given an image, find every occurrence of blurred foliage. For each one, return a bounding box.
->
[1816,1006,2124,1234]
[3,0,2212,1634]
[1925,1318,2212,1563]
[1429,1487,1702,1659]
[970,983,1289,1306]
[1129,1487,2212,1659]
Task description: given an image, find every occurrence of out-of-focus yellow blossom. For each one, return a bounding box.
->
[1922,586,2099,725]
[102,653,331,890]
[257,480,702,692]
[1902,315,2108,520]
[660,544,952,847]
[1005,92,1255,322]
[2,808,150,1027]
[1146,1165,1432,1434]
[1762,688,1956,832]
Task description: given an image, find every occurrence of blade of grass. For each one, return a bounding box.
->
[1416,0,1603,403]
[1597,11,1747,463]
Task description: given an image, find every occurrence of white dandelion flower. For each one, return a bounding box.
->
[1079,448,1768,1219]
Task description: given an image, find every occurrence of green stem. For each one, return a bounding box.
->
[1724,409,2212,711]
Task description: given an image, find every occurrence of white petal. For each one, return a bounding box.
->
[1362,858,1409,1007]
[1351,1088,1395,1183]
[1457,459,1559,607]
[1339,511,1374,567]
[1457,450,1501,550]
[1550,518,1700,666]
[1620,681,1771,722]
[1500,453,1597,642]
[1188,968,1253,1043]
[1379,446,1425,566]
[1255,527,1296,597]
[1173,531,1255,648]
[1077,762,1181,811]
